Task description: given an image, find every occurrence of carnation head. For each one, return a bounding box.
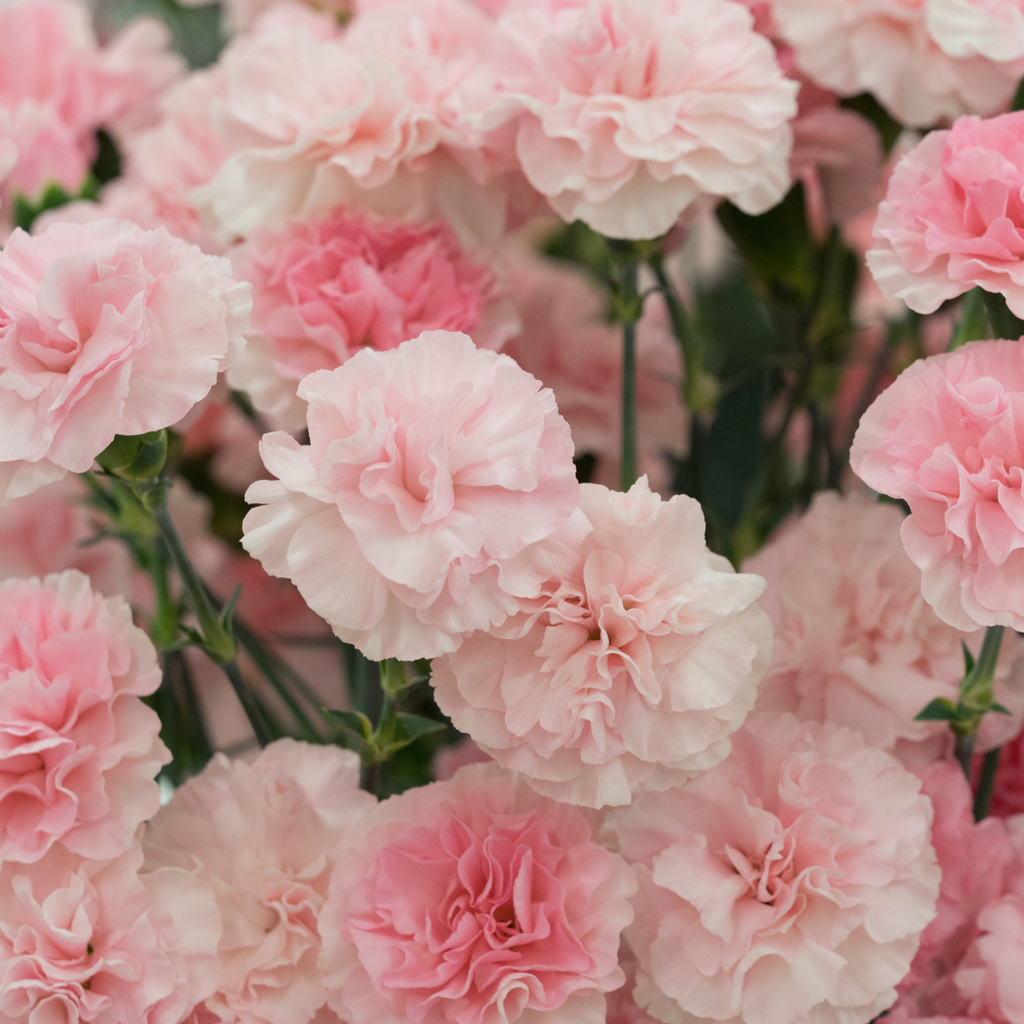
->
[230,209,518,431]
[318,762,636,1024]
[143,739,375,1024]
[242,329,579,661]
[491,0,797,239]
[0,570,168,864]
[432,478,774,808]
[0,218,250,502]
[851,339,1024,632]
[868,114,1024,317]
[611,712,941,1024]
[744,491,1024,760]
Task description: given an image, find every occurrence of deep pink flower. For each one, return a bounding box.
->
[483,0,797,239]
[318,762,636,1024]
[0,843,221,1024]
[0,218,250,502]
[143,740,375,1024]
[0,570,168,864]
[852,339,1024,631]
[432,479,773,808]
[744,492,1024,761]
[611,713,941,1024]
[242,330,579,661]
[868,114,1024,317]
[230,209,517,431]
[768,0,1024,127]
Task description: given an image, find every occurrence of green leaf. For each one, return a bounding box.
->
[218,584,243,636]
[915,697,959,722]
[395,714,447,743]
[962,640,976,677]
[322,708,374,740]
[990,702,1013,716]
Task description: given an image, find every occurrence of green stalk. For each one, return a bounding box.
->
[621,314,638,491]
[974,746,1002,821]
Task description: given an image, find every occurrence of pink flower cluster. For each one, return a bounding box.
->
[0,0,183,229]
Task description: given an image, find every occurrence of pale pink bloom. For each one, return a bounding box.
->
[500,246,686,495]
[0,570,167,864]
[191,6,516,247]
[144,740,375,1024]
[318,762,636,1024]
[956,895,1024,1023]
[0,218,251,502]
[927,0,1024,62]
[0,476,133,597]
[0,0,182,214]
[744,492,1024,761]
[605,945,663,1024]
[893,770,1024,1024]
[0,842,221,1024]
[430,736,490,781]
[868,115,1024,317]
[612,713,941,1024]
[767,0,1024,127]
[242,330,579,661]
[852,339,1024,632]
[230,209,518,431]
[432,479,774,808]
[484,0,797,239]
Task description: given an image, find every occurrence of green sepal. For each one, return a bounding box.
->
[915,698,959,722]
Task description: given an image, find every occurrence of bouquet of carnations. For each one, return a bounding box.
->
[4,1,1024,1023]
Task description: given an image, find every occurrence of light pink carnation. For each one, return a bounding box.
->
[897,765,1024,1019]
[927,0,1024,62]
[485,0,797,239]
[242,329,579,660]
[143,740,375,1024]
[318,762,636,1024]
[230,209,518,431]
[432,478,774,808]
[743,492,1024,761]
[852,339,1024,632]
[867,114,1024,317]
[191,5,516,247]
[612,712,941,1024]
[956,894,1024,1023]
[768,0,1024,127]
[0,570,168,864]
[501,246,686,495]
[0,842,221,1024]
[0,0,182,214]
[0,218,250,502]
[0,476,133,597]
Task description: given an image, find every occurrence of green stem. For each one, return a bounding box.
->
[950,288,988,350]
[974,745,1002,821]
[151,499,235,663]
[955,731,976,781]
[621,312,638,491]
[221,659,276,747]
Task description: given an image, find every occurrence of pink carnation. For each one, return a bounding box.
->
[0,476,133,597]
[0,0,182,217]
[927,0,1024,62]
[867,114,1024,317]
[767,0,1024,127]
[0,218,250,502]
[432,478,774,808]
[0,570,168,864]
[242,330,579,661]
[501,246,686,495]
[986,726,1024,816]
[317,762,636,1024]
[851,339,1024,632]
[956,894,1024,1023]
[143,740,375,1024]
[743,492,1024,761]
[611,713,941,1024]
[0,843,221,1024]
[485,0,797,239]
[230,209,518,431]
